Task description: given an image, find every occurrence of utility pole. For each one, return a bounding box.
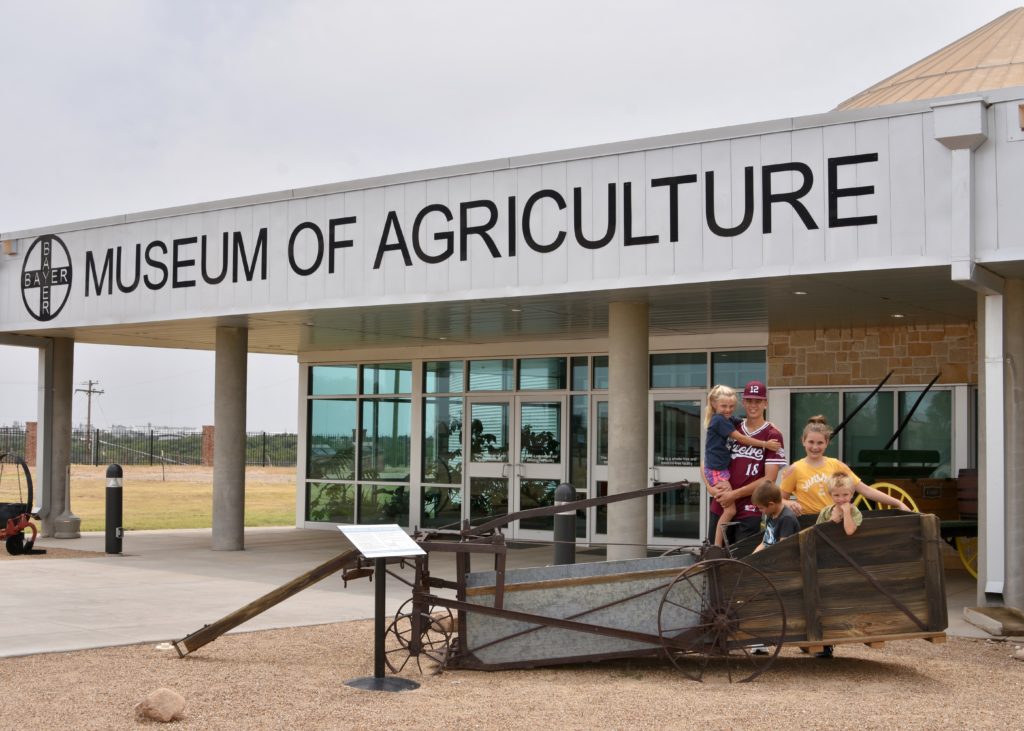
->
[75,379,104,445]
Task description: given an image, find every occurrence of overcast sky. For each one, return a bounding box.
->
[0,0,1016,431]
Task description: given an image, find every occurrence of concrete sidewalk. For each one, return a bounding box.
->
[0,527,998,658]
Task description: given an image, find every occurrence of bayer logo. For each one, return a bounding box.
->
[21,234,74,322]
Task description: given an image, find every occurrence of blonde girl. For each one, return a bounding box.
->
[704,385,782,547]
[781,416,909,515]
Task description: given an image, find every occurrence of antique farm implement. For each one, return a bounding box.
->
[375,483,948,682]
[0,453,43,556]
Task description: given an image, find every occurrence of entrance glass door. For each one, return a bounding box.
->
[465,398,512,529]
[464,396,568,539]
[514,397,567,541]
[648,393,705,545]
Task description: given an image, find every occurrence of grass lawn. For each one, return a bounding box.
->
[2,464,297,531]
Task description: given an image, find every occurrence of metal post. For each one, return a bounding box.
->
[553,482,576,565]
[105,463,123,554]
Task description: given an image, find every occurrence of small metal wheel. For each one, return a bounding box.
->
[956,536,979,578]
[854,482,920,512]
[658,558,786,683]
[383,598,454,675]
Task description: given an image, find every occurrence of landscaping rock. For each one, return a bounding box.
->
[134,688,185,722]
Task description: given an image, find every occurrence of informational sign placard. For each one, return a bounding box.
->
[338,524,426,559]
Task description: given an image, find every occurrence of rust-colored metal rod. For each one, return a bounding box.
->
[830,370,893,439]
[467,481,690,536]
[172,548,360,657]
[882,372,941,450]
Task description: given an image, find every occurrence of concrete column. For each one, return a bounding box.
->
[607,301,648,561]
[1003,279,1024,609]
[212,327,248,551]
[46,338,79,538]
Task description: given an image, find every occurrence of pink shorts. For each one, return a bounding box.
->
[704,466,732,488]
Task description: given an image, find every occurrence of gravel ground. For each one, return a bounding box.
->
[2,623,1020,730]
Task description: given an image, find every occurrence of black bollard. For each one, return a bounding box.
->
[553,482,576,565]
[105,463,123,554]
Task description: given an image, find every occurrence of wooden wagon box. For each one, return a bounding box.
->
[746,512,948,648]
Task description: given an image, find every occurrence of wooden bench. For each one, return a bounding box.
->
[853,448,941,483]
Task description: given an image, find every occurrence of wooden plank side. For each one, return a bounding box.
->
[799,528,823,643]
[920,513,949,631]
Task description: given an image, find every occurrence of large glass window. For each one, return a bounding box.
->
[360,399,411,481]
[711,350,766,390]
[789,392,840,459]
[425,360,463,394]
[469,402,510,462]
[653,400,701,467]
[423,397,463,484]
[596,401,609,465]
[899,390,952,477]
[468,359,514,391]
[593,356,608,390]
[650,353,706,389]
[362,363,412,395]
[571,357,589,391]
[311,365,358,395]
[843,391,895,468]
[518,357,567,390]
[306,482,355,523]
[308,400,357,480]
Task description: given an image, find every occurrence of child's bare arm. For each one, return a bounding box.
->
[730,430,781,451]
[841,503,857,535]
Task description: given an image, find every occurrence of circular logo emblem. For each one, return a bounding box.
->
[21,234,73,322]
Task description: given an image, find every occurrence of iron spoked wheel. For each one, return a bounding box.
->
[658,558,786,683]
[383,599,454,676]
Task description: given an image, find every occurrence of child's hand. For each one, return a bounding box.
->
[764,438,781,451]
[831,510,843,523]
[840,503,852,516]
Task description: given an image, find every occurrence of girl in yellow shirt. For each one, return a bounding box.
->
[780,416,910,515]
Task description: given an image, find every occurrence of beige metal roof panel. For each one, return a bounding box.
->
[837,8,1024,110]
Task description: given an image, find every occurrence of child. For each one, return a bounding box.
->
[704,384,781,547]
[816,472,863,536]
[751,481,800,553]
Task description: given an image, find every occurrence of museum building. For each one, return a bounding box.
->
[2,9,1023,609]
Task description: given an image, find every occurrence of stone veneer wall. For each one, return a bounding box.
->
[768,323,977,387]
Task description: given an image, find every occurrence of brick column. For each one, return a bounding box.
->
[201,425,215,466]
[25,422,37,464]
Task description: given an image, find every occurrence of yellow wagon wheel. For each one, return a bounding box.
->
[955,536,979,579]
[853,482,920,512]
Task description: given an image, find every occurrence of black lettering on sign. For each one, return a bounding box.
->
[289,222,324,276]
[762,163,818,233]
[651,175,697,242]
[375,211,413,269]
[623,182,658,246]
[460,200,500,261]
[522,190,566,253]
[412,204,454,264]
[828,153,878,228]
[328,217,355,273]
[144,241,169,290]
[202,234,229,285]
[233,228,267,282]
[573,184,617,250]
[706,167,755,237]
[86,249,114,296]
[172,237,197,288]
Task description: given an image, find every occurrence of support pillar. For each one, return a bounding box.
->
[1003,279,1024,609]
[212,327,247,551]
[43,338,79,538]
[607,301,648,561]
